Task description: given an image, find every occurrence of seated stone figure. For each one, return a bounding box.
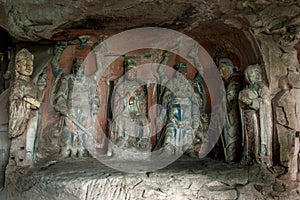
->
[109,58,151,155]
[160,63,200,154]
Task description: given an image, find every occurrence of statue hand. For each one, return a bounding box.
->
[192,119,200,129]
[60,109,68,116]
[30,104,38,109]
[57,41,68,48]
[54,41,68,54]
[240,96,251,105]
[24,97,40,108]
[164,51,172,58]
[54,101,68,116]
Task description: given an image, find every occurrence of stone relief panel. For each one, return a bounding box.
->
[3,30,298,184]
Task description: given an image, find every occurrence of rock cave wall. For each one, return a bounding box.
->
[0,0,299,198]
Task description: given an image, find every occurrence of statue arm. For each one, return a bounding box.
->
[249,99,260,110]
[51,42,67,78]
[191,96,200,129]
[158,90,173,122]
[89,83,101,116]
[157,52,171,81]
[36,72,47,102]
[239,89,259,110]
[54,76,69,115]
[112,86,125,117]
[258,84,270,102]
[9,81,23,101]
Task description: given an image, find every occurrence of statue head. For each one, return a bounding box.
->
[244,64,262,84]
[282,51,299,71]
[72,57,84,76]
[124,58,137,81]
[175,62,188,78]
[15,48,34,77]
[226,81,241,103]
[218,58,235,81]
[278,76,290,90]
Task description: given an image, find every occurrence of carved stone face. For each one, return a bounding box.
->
[245,65,261,84]
[16,56,33,77]
[125,66,137,81]
[219,63,233,81]
[226,82,239,103]
[247,69,260,84]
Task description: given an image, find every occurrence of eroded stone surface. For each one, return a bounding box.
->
[0,1,298,42]
[1,156,299,200]
[0,1,299,199]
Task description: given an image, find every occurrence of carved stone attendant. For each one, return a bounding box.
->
[186,72,209,157]
[9,49,43,138]
[239,64,273,166]
[218,58,242,162]
[273,75,300,180]
[8,48,46,168]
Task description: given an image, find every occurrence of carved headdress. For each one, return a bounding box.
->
[124,58,137,71]
[15,48,33,64]
[15,48,34,77]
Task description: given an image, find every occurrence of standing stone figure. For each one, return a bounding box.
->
[273,75,300,180]
[186,72,209,157]
[160,63,200,154]
[8,48,46,168]
[54,58,100,157]
[239,64,273,166]
[0,89,10,189]
[110,58,151,154]
[218,58,242,162]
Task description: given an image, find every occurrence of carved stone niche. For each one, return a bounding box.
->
[1,30,300,199]
[29,34,213,163]
[2,32,277,172]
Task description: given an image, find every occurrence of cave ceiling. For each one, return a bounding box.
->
[0,0,299,42]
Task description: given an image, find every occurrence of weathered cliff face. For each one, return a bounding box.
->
[0,1,298,85]
[0,1,298,41]
[0,1,298,89]
[0,1,299,199]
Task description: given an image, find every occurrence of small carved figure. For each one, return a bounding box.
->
[218,58,242,162]
[0,89,10,189]
[273,75,300,180]
[159,63,200,154]
[110,58,151,152]
[186,72,209,157]
[239,64,273,166]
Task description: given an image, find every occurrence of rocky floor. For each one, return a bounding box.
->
[0,156,299,200]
